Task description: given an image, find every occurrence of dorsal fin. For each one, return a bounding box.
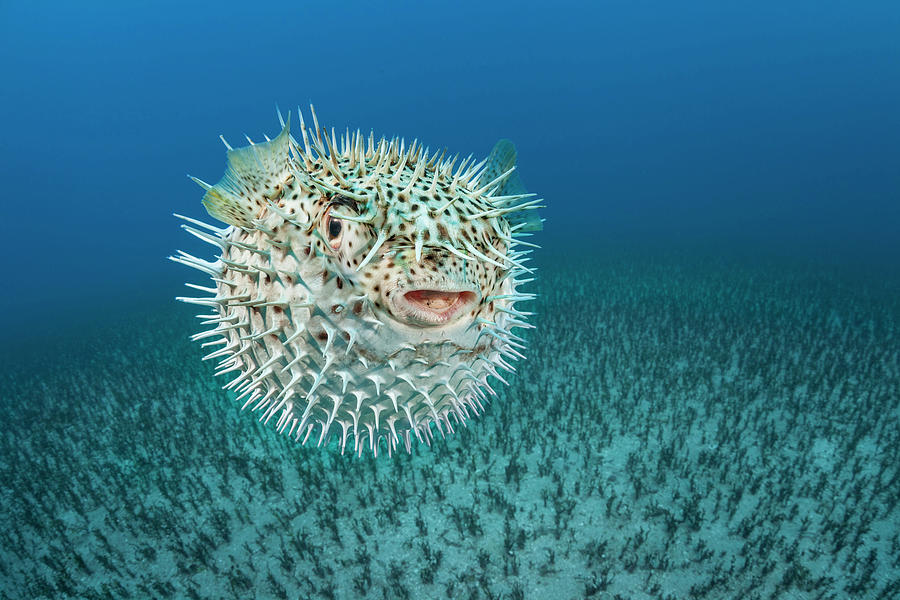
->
[480,139,517,192]
[201,119,293,228]
[483,139,543,232]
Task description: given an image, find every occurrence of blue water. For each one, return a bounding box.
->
[1,2,899,598]
[3,0,899,335]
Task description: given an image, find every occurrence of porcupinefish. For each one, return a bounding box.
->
[172,107,542,456]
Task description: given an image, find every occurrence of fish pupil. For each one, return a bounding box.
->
[328,217,342,239]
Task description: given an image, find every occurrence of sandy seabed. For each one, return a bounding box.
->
[1,252,898,599]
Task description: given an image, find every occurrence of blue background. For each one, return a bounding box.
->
[2,1,898,335]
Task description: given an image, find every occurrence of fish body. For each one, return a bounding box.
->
[173,108,541,456]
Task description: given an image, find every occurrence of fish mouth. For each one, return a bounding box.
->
[392,288,479,327]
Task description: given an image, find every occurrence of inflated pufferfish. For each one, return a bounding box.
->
[172,107,542,456]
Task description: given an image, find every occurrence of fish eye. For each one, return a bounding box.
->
[322,205,344,250]
[327,216,342,239]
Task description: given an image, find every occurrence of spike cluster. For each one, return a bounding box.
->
[172,106,542,456]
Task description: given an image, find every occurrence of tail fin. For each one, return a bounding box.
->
[193,119,293,228]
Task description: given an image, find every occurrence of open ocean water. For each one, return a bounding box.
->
[1,2,899,599]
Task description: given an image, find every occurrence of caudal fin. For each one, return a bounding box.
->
[190,118,293,228]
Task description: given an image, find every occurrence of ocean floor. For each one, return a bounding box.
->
[1,252,898,599]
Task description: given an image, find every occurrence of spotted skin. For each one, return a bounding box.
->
[174,109,539,456]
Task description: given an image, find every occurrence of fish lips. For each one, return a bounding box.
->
[386,284,480,327]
